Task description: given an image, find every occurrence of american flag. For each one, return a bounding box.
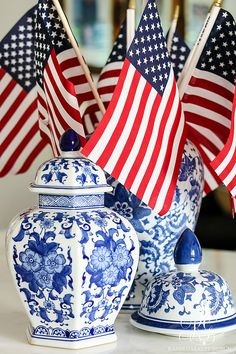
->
[85,18,127,135]
[35,0,101,154]
[182,8,236,195]
[167,30,190,79]
[82,0,186,216]
[0,6,48,177]
[211,86,236,214]
[97,18,127,111]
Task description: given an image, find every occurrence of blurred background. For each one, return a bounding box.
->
[0,0,235,247]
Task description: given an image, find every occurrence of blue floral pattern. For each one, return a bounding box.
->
[13,213,74,324]
[44,252,66,274]
[90,246,112,271]
[172,274,196,305]
[19,249,43,272]
[147,285,170,313]
[39,158,102,187]
[141,270,234,318]
[105,180,152,233]
[41,159,69,184]
[105,140,204,309]
[12,209,136,327]
[80,211,135,323]
[193,272,233,316]
[73,160,100,185]
[7,147,139,348]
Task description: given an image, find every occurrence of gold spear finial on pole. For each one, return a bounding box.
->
[214,0,223,7]
[128,0,136,9]
[173,5,180,21]
[209,0,223,11]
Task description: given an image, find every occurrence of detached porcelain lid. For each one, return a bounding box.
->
[30,130,112,195]
[130,229,236,337]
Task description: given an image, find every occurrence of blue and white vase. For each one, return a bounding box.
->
[105,139,204,311]
[6,130,139,349]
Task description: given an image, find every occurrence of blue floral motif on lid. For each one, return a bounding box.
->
[73,160,100,186]
[140,270,235,318]
[41,159,69,184]
[37,157,103,187]
[147,283,170,313]
[172,273,196,305]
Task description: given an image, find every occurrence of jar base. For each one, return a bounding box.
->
[27,324,117,350]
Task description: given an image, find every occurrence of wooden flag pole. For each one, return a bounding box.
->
[127,0,136,50]
[52,0,106,115]
[167,5,180,53]
[178,0,222,95]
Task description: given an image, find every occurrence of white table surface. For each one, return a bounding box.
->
[1,231,236,354]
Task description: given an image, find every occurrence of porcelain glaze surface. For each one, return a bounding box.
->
[105,140,204,310]
[130,230,236,336]
[30,157,110,194]
[6,136,139,349]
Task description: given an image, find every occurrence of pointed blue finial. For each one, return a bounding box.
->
[60,129,81,152]
[174,228,202,266]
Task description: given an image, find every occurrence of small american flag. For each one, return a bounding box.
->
[82,0,186,216]
[167,30,190,79]
[35,0,101,154]
[0,6,48,177]
[97,18,127,110]
[84,18,127,135]
[182,8,236,195]
[211,86,236,214]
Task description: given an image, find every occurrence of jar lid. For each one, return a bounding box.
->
[30,130,113,195]
[130,229,236,336]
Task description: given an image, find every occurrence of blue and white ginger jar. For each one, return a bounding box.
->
[105,139,204,311]
[6,130,139,349]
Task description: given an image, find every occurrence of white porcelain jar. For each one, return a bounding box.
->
[6,130,139,349]
[105,139,204,311]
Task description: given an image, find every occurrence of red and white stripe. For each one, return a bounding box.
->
[82,59,186,215]
[211,86,236,212]
[82,60,125,135]
[0,67,47,177]
[58,48,103,136]
[37,48,86,155]
[182,68,234,194]
[97,61,124,109]
[82,60,124,136]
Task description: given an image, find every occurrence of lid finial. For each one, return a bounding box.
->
[60,129,81,152]
[174,228,202,271]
